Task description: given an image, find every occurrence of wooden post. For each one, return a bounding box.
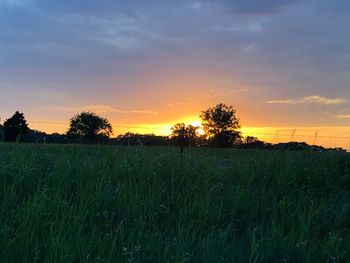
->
[180,127,185,157]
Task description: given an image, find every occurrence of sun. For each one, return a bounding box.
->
[188,120,205,135]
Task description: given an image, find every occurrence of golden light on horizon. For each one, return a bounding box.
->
[26,118,350,151]
[116,116,206,136]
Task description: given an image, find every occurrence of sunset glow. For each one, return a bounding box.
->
[0,0,349,149]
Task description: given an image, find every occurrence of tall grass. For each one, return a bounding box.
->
[0,144,349,262]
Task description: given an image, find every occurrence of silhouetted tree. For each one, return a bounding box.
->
[200,103,241,147]
[171,123,199,147]
[3,111,30,142]
[46,133,68,144]
[113,132,169,146]
[0,124,3,142]
[245,136,260,144]
[240,136,266,149]
[67,112,112,143]
[23,129,47,143]
[20,129,68,144]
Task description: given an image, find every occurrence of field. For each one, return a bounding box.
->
[0,144,350,262]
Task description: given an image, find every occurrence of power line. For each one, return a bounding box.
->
[243,132,350,140]
[112,125,166,130]
[29,121,67,125]
[28,121,168,130]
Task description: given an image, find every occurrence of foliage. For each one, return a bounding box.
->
[0,124,3,142]
[67,112,112,143]
[200,103,241,147]
[240,136,267,149]
[0,144,349,262]
[245,136,260,144]
[3,111,30,142]
[170,123,199,147]
[113,132,169,146]
[23,130,68,144]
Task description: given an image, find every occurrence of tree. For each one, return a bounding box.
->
[67,112,112,143]
[171,123,199,151]
[3,111,30,142]
[245,136,259,144]
[240,136,266,149]
[114,132,169,146]
[200,103,241,147]
[0,124,3,142]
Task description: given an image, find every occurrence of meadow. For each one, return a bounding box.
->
[0,144,350,262]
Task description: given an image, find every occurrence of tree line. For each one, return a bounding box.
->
[0,104,244,146]
[0,104,345,152]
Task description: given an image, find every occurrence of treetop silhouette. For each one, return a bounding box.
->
[200,103,241,147]
[3,111,30,142]
[67,112,112,143]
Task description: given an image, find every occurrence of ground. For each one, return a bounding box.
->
[0,144,349,262]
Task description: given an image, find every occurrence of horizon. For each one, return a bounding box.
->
[0,0,349,149]
[2,112,348,150]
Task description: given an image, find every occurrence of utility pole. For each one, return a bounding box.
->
[290,129,297,141]
[314,129,323,146]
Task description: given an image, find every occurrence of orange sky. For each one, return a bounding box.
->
[3,73,349,150]
[27,115,350,151]
[1,0,350,150]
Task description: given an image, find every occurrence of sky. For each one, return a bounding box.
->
[0,0,350,148]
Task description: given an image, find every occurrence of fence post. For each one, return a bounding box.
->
[180,129,184,157]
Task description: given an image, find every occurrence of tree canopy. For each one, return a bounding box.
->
[67,112,112,143]
[200,103,241,147]
[3,111,30,142]
[171,123,199,147]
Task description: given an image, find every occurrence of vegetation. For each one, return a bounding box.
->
[171,123,200,147]
[0,105,346,152]
[0,144,349,262]
[3,111,29,142]
[0,124,3,142]
[113,132,169,146]
[67,112,113,143]
[200,103,241,148]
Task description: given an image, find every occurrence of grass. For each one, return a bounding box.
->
[0,144,350,262]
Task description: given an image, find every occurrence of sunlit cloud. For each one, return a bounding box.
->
[266,96,346,105]
[46,105,157,115]
[0,0,349,139]
[199,87,260,100]
[167,103,180,107]
[336,114,350,120]
[167,97,192,108]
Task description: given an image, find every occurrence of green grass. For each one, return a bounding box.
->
[0,144,350,262]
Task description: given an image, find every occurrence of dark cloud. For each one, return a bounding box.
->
[0,0,349,126]
[203,0,304,14]
[31,0,304,16]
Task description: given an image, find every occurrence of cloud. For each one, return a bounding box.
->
[1,0,350,130]
[266,95,347,105]
[0,0,31,7]
[336,114,350,120]
[204,0,304,14]
[226,22,263,33]
[46,105,157,115]
[30,0,303,16]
